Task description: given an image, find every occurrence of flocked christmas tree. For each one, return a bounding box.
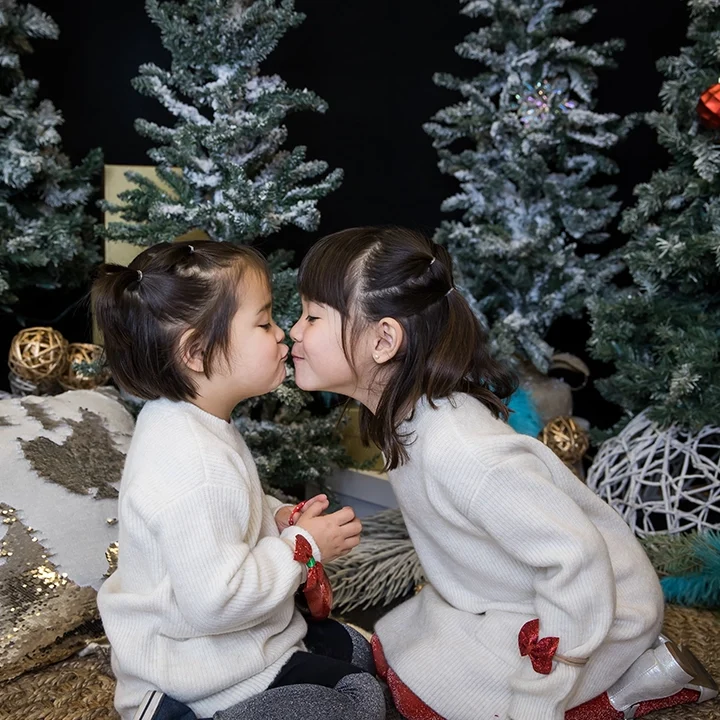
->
[425,0,624,373]
[589,0,720,432]
[101,0,346,494]
[0,0,101,314]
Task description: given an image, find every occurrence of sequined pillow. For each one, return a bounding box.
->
[0,387,134,682]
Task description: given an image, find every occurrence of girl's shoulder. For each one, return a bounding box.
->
[407,393,549,477]
[409,393,513,442]
[136,398,243,451]
[127,399,253,494]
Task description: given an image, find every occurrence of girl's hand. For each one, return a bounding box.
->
[275,494,329,531]
[296,501,362,564]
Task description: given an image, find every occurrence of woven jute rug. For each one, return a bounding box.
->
[0,645,118,720]
[1,606,718,720]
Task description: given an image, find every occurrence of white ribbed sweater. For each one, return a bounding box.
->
[97,399,319,720]
[375,395,664,720]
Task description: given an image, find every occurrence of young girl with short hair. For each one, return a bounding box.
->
[290,226,717,720]
[93,240,384,720]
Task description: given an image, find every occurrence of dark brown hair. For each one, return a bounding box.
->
[298,226,517,470]
[92,240,270,402]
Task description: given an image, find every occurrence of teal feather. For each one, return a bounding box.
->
[507,387,543,437]
[660,532,720,608]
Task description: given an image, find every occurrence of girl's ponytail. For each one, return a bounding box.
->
[91,263,147,354]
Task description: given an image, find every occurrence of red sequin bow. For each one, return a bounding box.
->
[293,534,333,620]
[518,619,559,675]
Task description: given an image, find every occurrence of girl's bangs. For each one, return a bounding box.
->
[297,235,354,312]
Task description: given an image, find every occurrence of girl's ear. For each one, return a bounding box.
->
[179,329,204,373]
[372,317,404,364]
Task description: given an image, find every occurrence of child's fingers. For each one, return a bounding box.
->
[302,494,329,512]
[329,506,357,525]
[300,499,327,519]
[341,534,362,553]
[340,519,363,539]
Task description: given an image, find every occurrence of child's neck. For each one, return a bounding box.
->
[350,372,387,415]
[189,390,239,423]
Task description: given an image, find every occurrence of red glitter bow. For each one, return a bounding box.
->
[518,619,559,675]
[293,534,333,620]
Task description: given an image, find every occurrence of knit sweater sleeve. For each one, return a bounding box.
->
[466,451,617,720]
[264,493,293,517]
[148,482,309,636]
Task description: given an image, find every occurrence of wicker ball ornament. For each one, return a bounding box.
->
[8,326,68,383]
[58,343,111,391]
[539,416,590,465]
[587,412,720,536]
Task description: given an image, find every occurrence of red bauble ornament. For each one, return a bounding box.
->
[697,83,720,129]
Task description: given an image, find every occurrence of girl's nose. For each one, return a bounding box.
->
[289,319,302,343]
[275,324,285,343]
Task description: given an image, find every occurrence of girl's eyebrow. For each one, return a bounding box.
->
[256,301,272,315]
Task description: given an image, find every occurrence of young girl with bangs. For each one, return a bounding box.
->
[93,240,385,720]
[289,226,717,720]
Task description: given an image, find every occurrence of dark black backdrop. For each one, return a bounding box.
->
[1,0,691,429]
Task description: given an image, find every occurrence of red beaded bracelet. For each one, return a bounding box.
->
[287,500,306,526]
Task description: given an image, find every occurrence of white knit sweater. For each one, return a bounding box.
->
[375,395,664,720]
[97,399,320,720]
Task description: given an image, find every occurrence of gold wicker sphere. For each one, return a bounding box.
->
[539,416,590,465]
[58,343,111,391]
[8,326,68,382]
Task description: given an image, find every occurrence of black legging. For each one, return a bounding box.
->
[268,618,368,688]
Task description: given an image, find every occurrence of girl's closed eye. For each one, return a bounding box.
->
[306,315,319,323]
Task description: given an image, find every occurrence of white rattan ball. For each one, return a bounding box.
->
[587,411,720,537]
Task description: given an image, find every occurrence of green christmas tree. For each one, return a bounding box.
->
[102,0,346,493]
[425,0,624,373]
[101,0,342,245]
[589,0,720,432]
[0,0,102,314]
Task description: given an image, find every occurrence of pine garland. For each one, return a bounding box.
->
[641,531,720,608]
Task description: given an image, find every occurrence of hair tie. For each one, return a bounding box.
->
[137,270,143,282]
[188,245,194,253]
[445,286,455,297]
[429,257,436,266]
